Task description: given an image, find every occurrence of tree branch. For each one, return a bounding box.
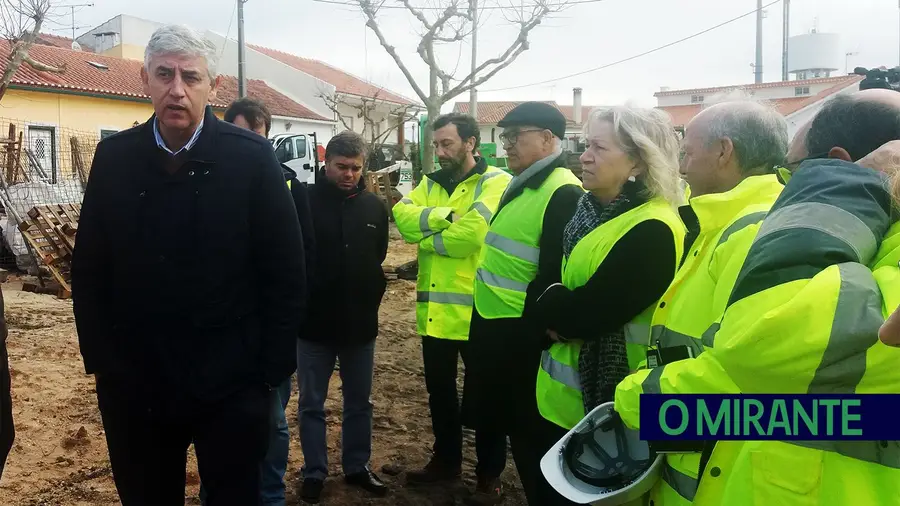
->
[441,2,553,101]
[317,90,354,132]
[358,0,429,105]
[22,53,64,73]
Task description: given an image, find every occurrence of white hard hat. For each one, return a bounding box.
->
[540,401,663,505]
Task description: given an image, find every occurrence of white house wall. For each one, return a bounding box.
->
[656,80,843,107]
[205,31,335,120]
[784,82,860,141]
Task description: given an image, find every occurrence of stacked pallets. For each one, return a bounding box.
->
[17,203,81,298]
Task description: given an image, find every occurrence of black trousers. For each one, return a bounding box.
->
[0,337,14,481]
[96,376,272,506]
[421,336,507,478]
[468,311,580,506]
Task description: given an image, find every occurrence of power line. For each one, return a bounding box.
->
[482,0,782,92]
[313,0,607,10]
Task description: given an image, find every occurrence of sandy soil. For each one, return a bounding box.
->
[0,233,528,505]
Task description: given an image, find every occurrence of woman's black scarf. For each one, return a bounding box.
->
[562,179,648,415]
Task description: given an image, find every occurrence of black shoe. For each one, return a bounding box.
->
[464,476,505,505]
[345,468,388,497]
[301,478,324,504]
[405,458,462,484]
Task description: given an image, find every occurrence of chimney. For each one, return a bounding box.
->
[573,87,583,125]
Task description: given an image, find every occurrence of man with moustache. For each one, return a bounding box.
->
[393,113,511,505]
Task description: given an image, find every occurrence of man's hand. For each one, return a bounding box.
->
[857,140,900,177]
[880,306,900,347]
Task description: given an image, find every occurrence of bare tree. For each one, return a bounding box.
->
[318,88,418,171]
[355,0,563,173]
[0,0,66,102]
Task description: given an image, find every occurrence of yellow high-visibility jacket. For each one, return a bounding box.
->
[615,159,900,506]
[536,197,685,430]
[644,174,784,506]
[393,161,511,340]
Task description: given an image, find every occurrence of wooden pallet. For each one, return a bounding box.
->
[17,203,82,298]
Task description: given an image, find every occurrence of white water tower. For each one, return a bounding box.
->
[788,30,842,80]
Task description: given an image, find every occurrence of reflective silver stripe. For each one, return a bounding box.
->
[625,323,651,345]
[662,462,698,501]
[399,198,413,205]
[476,268,529,293]
[716,211,767,248]
[808,262,883,394]
[756,202,877,264]
[701,322,720,348]
[433,232,449,256]
[485,231,540,264]
[420,207,435,236]
[789,440,900,470]
[427,179,435,194]
[540,349,582,391]
[474,170,504,201]
[470,201,492,222]
[651,325,703,356]
[641,365,665,394]
[416,291,474,306]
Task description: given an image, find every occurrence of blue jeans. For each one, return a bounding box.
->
[199,378,292,506]
[297,339,375,481]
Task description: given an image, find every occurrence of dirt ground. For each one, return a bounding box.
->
[0,232,528,505]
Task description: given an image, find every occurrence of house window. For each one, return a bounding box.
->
[691,95,704,104]
[100,129,118,140]
[341,116,354,131]
[794,86,810,96]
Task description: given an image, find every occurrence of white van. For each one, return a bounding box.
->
[271,133,318,185]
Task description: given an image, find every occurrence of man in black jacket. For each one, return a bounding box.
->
[216,96,315,506]
[71,25,306,506]
[298,130,389,504]
[467,102,584,506]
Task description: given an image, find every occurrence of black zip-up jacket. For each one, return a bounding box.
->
[304,170,389,347]
[71,106,306,401]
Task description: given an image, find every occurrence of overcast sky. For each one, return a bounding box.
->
[55,0,900,111]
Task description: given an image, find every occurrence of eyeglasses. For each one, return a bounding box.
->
[498,128,545,147]
[783,152,829,171]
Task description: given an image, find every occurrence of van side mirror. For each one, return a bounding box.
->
[303,163,312,172]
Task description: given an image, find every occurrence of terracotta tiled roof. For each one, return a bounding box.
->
[655,75,862,97]
[248,44,418,106]
[452,101,559,124]
[0,40,329,121]
[216,78,330,121]
[34,33,88,51]
[657,76,863,127]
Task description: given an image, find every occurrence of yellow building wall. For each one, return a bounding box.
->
[0,88,225,134]
[100,44,146,62]
[0,88,225,179]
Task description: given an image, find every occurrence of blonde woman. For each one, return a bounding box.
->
[529,105,686,473]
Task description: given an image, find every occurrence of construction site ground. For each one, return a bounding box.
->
[0,227,528,505]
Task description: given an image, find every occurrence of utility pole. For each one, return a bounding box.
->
[55,3,93,41]
[755,0,763,84]
[469,0,478,121]
[782,0,790,81]
[237,0,248,98]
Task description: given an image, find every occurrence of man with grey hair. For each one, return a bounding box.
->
[72,24,307,505]
[614,100,787,506]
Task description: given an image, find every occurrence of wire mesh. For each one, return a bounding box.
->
[0,118,98,287]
